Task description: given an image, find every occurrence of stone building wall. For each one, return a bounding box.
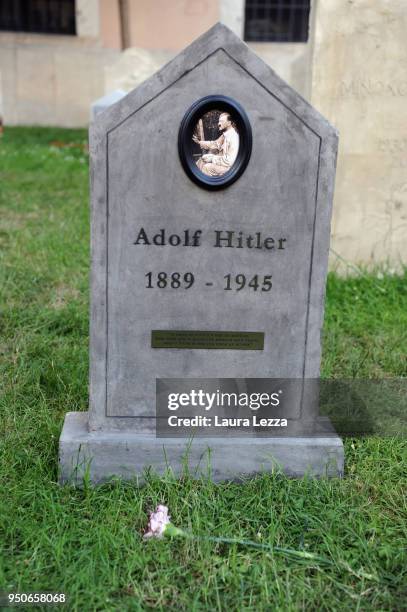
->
[0,0,311,127]
[311,0,407,268]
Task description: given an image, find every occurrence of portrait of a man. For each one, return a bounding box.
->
[192,111,240,177]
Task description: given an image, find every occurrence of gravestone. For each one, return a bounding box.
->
[59,24,344,483]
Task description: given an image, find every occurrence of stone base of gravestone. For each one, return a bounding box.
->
[59,412,343,483]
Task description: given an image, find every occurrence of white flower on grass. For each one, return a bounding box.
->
[143,504,185,539]
[143,504,171,539]
[141,506,369,578]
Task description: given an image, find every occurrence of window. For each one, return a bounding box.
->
[0,0,76,35]
[244,0,311,43]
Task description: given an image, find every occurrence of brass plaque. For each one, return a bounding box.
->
[151,330,264,350]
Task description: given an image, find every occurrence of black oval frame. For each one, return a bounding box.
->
[178,95,252,190]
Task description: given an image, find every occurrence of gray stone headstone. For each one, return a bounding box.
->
[59,24,344,484]
[90,89,127,121]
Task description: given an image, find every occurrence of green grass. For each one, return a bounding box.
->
[1,127,406,611]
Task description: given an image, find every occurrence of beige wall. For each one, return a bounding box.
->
[250,43,311,101]
[220,0,244,37]
[311,0,407,269]
[99,0,122,50]
[104,40,311,102]
[0,0,123,126]
[126,0,219,50]
[76,0,99,38]
[0,0,311,125]
[103,0,312,100]
[0,32,118,126]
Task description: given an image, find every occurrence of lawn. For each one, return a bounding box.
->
[0,127,406,611]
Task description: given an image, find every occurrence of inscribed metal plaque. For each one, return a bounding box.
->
[151,330,264,350]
